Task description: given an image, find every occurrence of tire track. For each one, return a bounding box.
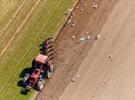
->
[0,0,41,58]
[2,0,28,33]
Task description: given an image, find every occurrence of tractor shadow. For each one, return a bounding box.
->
[17,60,35,95]
[17,67,31,86]
[39,42,45,54]
[20,88,30,95]
[18,60,35,78]
[39,37,54,54]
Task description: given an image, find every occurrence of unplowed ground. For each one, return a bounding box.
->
[0,0,76,99]
[36,0,118,100]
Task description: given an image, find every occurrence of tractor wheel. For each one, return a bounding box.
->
[37,79,46,91]
[47,65,54,79]
[22,73,30,84]
[25,85,32,92]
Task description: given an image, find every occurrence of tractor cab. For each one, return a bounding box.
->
[35,54,48,64]
[34,54,50,70]
[34,54,53,77]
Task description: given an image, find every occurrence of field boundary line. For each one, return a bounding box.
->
[0,0,42,58]
[2,0,28,33]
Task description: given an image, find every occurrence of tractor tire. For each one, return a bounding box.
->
[37,79,46,91]
[47,65,54,79]
[22,73,30,84]
[25,85,32,92]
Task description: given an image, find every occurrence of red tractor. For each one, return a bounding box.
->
[21,38,54,91]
